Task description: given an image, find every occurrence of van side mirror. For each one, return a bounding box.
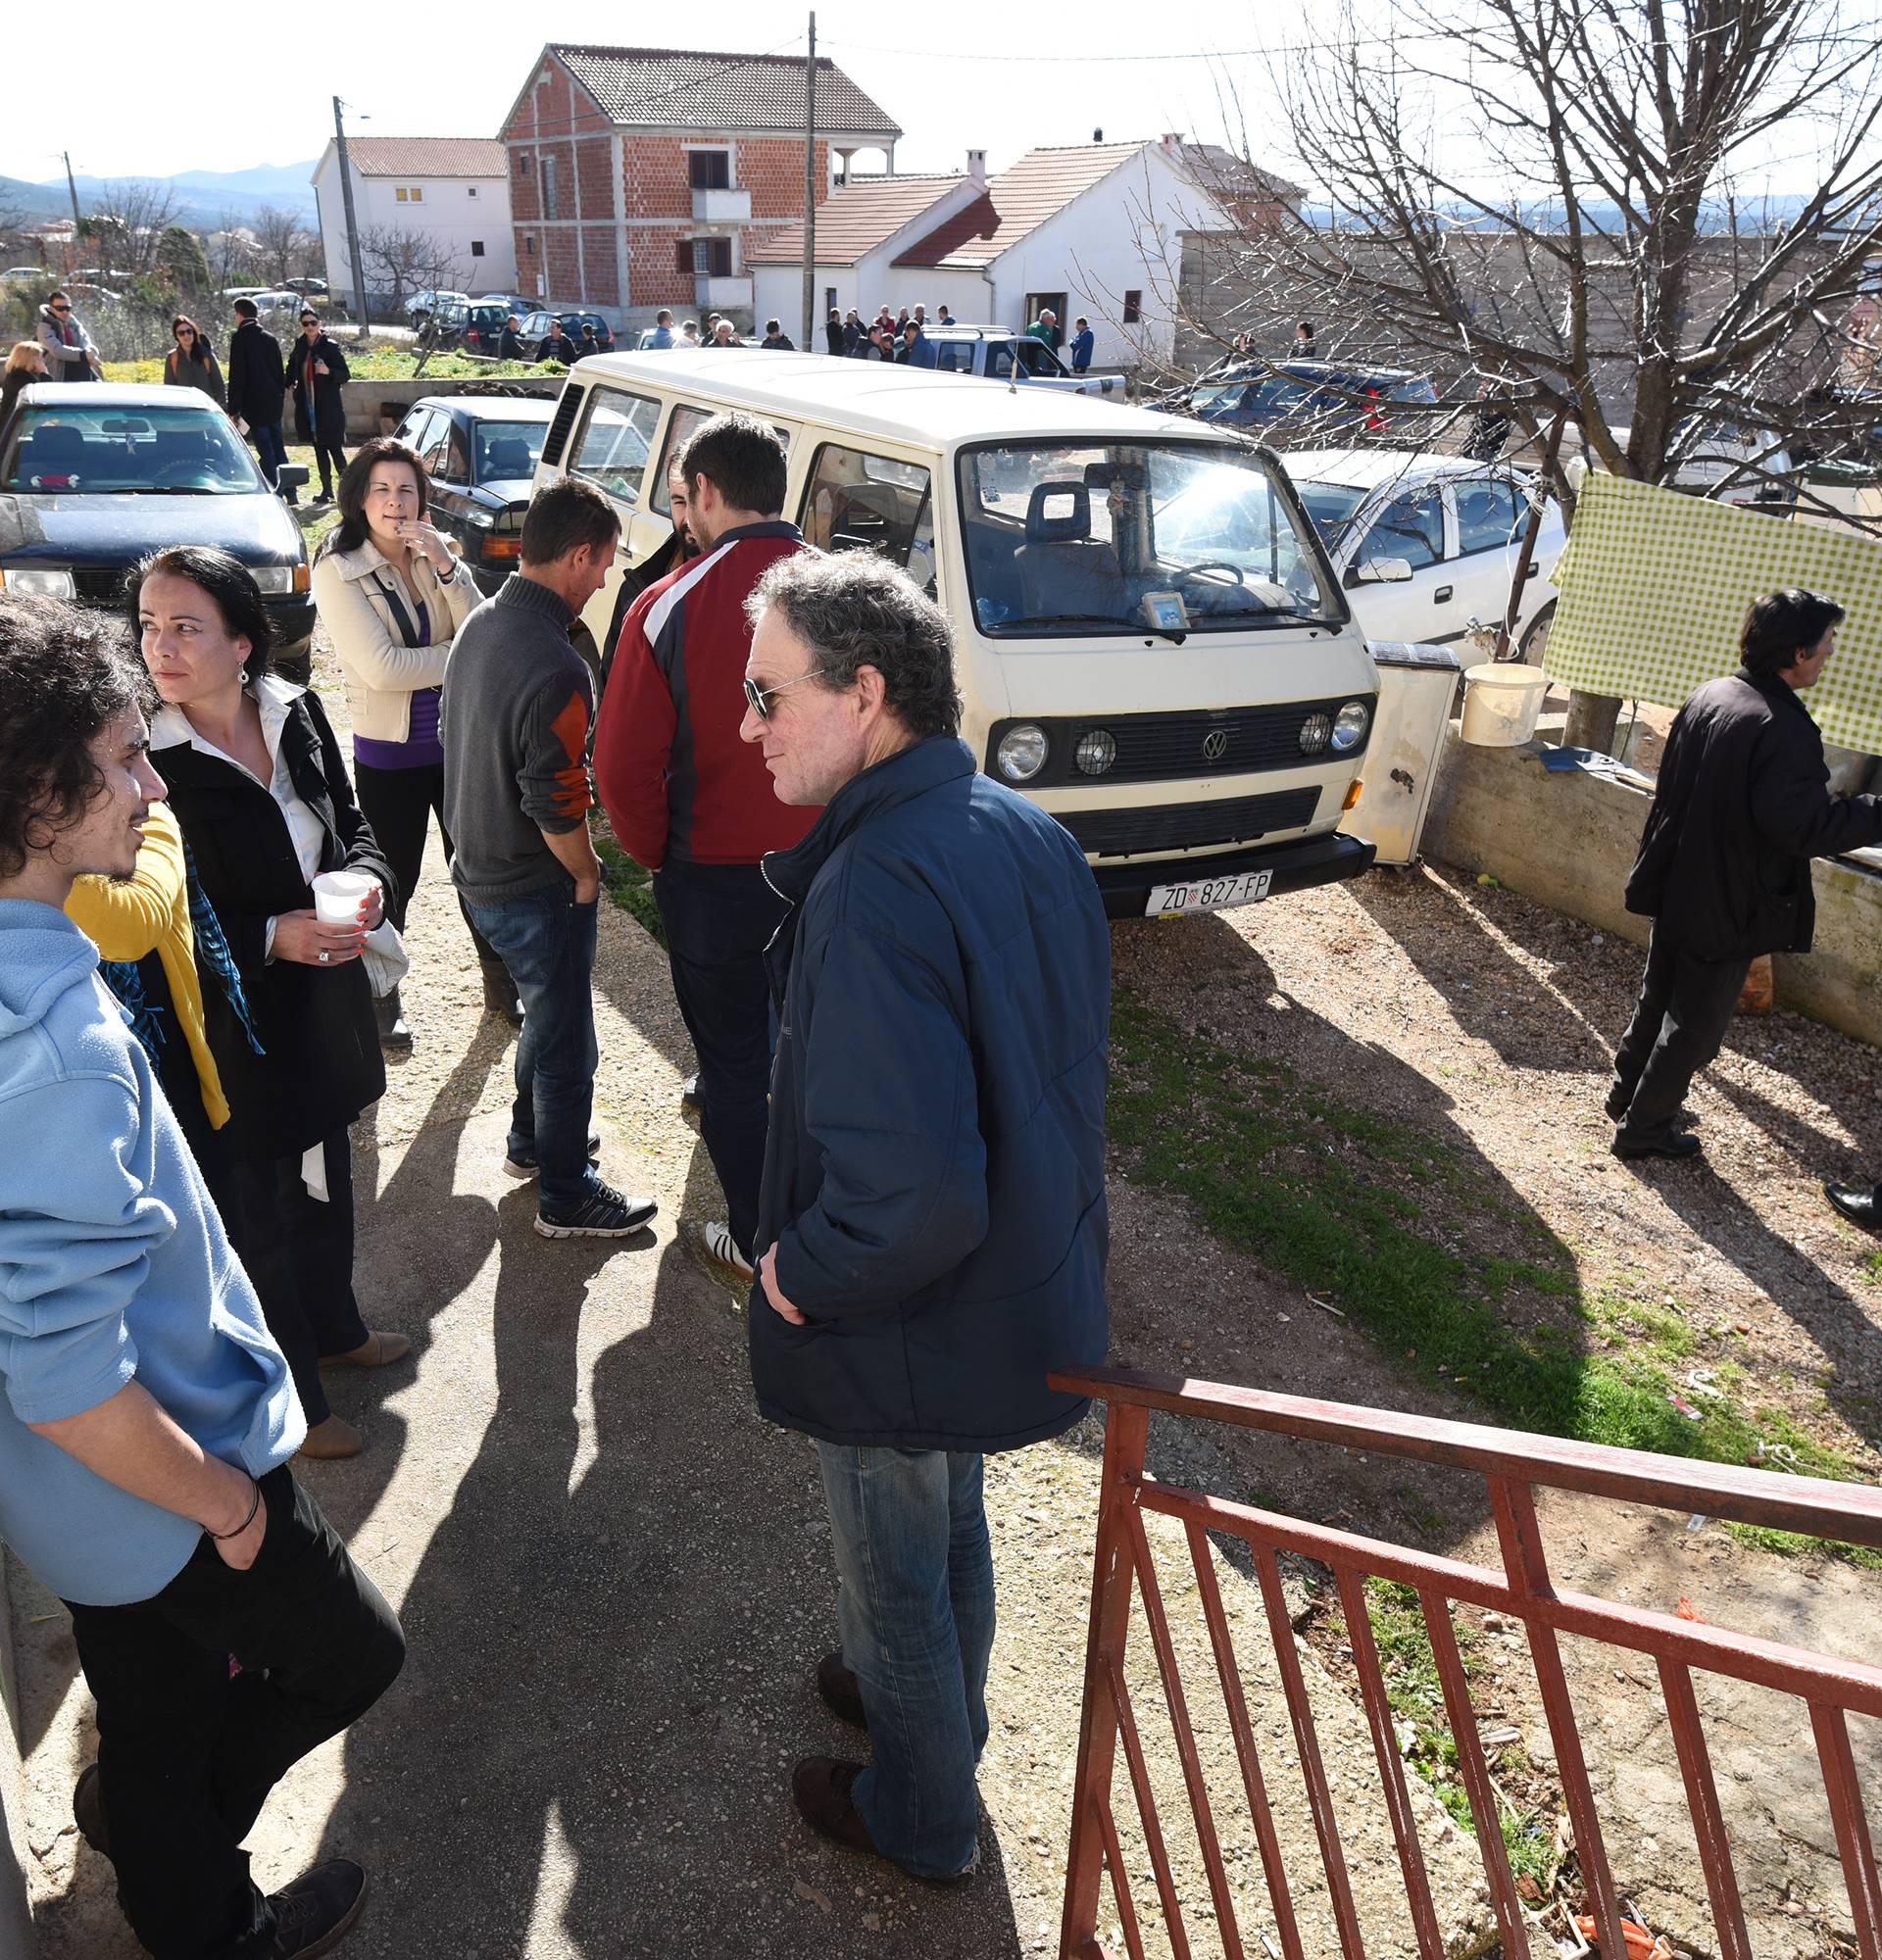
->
[1353,556,1413,585]
[276,464,311,491]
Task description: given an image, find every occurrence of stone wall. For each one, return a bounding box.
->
[336,375,563,445]
[1422,726,1882,1048]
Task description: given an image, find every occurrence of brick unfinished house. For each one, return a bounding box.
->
[501,44,901,332]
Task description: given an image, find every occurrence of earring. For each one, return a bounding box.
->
[238,667,250,685]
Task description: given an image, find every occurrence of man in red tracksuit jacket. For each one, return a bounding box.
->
[593,412,816,1284]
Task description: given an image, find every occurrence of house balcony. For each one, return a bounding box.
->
[695,274,753,310]
[692,187,752,223]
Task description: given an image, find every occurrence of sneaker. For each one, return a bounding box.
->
[535,1177,657,1239]
[679,1072,702,1131]
[503,1130,601,1181]
[790,1757,974,1887]
[73,1763,109,1859]
[1611,1129,1703,1162]
[262,1859,369,1957]
[690,1219,754,1286]
[816,1651,867,1731]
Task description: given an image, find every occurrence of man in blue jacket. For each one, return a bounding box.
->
[737,551,1110,1885]
[0,597,404,1958]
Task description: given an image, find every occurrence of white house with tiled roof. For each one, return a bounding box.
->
[755,133,1295,368]
[312,137,516,310]
[500,43,901,330]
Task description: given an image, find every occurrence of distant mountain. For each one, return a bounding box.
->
[16,164,322,232]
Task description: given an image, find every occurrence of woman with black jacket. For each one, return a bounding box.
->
[162,314,227,409]
[286,308,351,502]
[136,545,408,1459]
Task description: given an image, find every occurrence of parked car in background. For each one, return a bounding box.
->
[407,288,470,328]
[920,325,1123,398]
[2,267,45,282]
[284,276,329,297]
[1175,362,1439,445]
[518,310,616,357]
[421,301,514,356]
[62,283,123,310]
[1667,416,1799,509]
[1277,449,1563,656]
[388,394,559,593]
[0,384,315,674]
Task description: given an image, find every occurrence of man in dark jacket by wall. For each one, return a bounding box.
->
[738,551,1110,1886]
[538,320,579,365]
[226,299,293,503]
[1612,588,1882,1160]
[497,315,527,362]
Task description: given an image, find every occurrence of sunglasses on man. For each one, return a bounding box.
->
[742,667,836,719]
[50,303,71,314]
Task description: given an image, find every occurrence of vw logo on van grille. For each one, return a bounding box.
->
[1202,729,1230,763]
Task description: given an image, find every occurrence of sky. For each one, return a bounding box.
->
[6,0,1857,194]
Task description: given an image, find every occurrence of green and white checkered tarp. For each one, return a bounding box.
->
[1544,470,1882,753]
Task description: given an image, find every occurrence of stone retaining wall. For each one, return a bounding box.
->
[336,375,564,444]
[1422,724,1882,1048]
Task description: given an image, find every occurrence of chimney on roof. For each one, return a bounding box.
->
[1093,127,1103,142]
[966,148,986,186]
[1162,131,1183,148]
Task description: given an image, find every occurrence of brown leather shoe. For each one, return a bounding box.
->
[817,1652,868,1730]
[790,1757,973,1886]
[298,1413,363,1460]
[324,1331,411,1368]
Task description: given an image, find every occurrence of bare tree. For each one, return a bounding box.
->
[252,204,315,287]
[1182,1,1882,747]
[82,179,182,278]
[210,211,262,291]
[359,226,464,323]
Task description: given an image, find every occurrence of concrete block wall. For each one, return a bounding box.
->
[1422,725,1882,1049]
[336,375,563,444]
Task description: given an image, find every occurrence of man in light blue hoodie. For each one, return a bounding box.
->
[0,595,404,1960]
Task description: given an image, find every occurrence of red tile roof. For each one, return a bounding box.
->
[551,45,900,138]
[341,137,508,179]
[893,142,1147,270]
[747,174,968,267]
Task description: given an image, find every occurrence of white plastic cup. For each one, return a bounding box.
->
[311,870,378,924]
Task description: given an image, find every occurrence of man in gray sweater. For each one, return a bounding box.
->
[441,477,657,1240]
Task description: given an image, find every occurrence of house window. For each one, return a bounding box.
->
[676,237,733,277]
[395,188,408,202]
[470,240,485,258]
[688,150,731,190]
[540,156,559,221]
[522,234,536,256]
[468,186,478,199]
[1122,289,1143,323]
[516,151,531,176]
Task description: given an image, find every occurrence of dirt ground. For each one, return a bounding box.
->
[13,618,1881,1958]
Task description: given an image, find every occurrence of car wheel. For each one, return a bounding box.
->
[1513,601,1555,665]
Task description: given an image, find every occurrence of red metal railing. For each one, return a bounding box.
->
[1051,1366,1882,1960]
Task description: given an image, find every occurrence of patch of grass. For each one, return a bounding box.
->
[1724,1524,1882,1571]
[1859,1249,1882,1288]
[592,822,662,943]
[1109,1002,1871,1564]
[104,347,563,385]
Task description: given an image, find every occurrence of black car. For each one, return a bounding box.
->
[0,384,316,674]
[519,310,616,358]
[421,301,513,355]
[390,394,559,594]
[1177,360,1439,442]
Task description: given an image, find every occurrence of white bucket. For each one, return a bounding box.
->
[1460,662,1549,747]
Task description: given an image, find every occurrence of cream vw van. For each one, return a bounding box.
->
[532,350,1380,917]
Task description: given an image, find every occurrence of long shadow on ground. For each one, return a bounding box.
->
[326,1194,1021,1958]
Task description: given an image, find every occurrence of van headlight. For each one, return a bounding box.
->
[0,566,74,598]
[250,566,296,595]
[1074,728,1116,776]
[996,724,1049,782]
[1299,712,1331,755]
[1331,700,1370,751]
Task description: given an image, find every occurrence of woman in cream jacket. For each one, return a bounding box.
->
[312,435,515,1046]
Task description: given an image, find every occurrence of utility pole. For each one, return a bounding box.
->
[801,12,817,352]
[332,97,371,341]
[62,151,82,271]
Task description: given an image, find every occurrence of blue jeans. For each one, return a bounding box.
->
[249,420,289,491]
[464,881,600,1202]
[816,1444,993,1879]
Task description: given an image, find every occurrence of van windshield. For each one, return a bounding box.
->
[958,441,1340,637]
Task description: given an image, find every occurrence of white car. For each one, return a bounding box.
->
[1283,450,1564,658]
[407,289,470,327]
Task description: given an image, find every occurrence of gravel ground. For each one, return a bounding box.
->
[15,628,1880,1956]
